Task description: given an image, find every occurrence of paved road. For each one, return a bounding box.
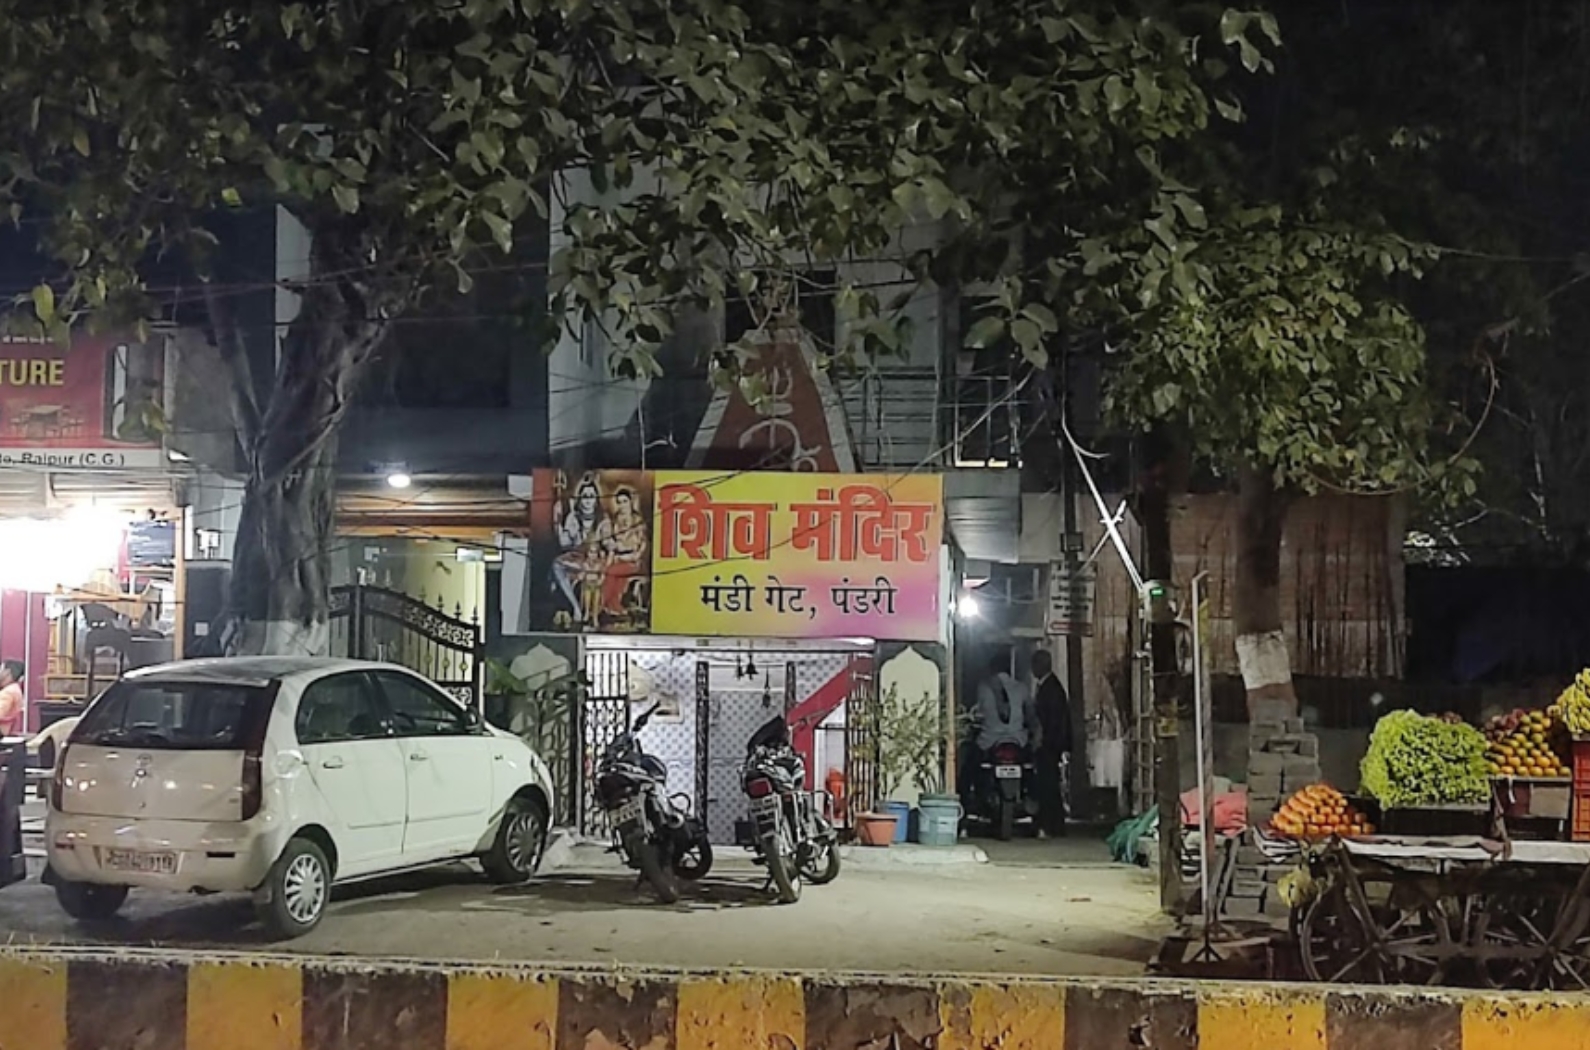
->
[0,843,1167,977]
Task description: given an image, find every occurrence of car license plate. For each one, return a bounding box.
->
[609,797,645,826]
[995,764,1022,780]
[103,849,177,875]
[750,795,781,818]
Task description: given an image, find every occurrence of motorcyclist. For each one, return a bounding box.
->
[975,654,1036,754]
[957,655,1037,797]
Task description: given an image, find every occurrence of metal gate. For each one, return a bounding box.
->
[843,656,878,829]
[328,584,483,707]
[578,650,631,838]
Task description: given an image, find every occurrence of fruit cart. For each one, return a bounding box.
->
[1295,834,1590,989]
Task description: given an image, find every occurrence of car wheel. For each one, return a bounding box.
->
[482,796,547,884]
[55,880,128,922]
[258,837,331,940]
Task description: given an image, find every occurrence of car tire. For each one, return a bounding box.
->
[482,796,548,884]
[55,880,128,922]
[258,837,332,940]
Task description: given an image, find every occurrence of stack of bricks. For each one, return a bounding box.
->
[1224,696,1322,921]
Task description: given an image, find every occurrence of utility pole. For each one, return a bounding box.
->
[1137,427,1184,914]
[1058,348,1087,820]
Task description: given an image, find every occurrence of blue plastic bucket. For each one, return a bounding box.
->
[917,794,962,847]
[882,799,912,843]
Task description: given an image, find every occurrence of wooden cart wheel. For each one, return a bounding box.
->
[1547,933,1590,990]
[1543,893,1590,991]
[1472,893,1554,991]
[1301,880,1387,983]
[1375,899,1462,987]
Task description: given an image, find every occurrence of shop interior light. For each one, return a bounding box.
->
[0,507,130,593]
[954,593,982,620]
[385,471,412,490]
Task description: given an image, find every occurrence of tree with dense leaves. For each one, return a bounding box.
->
[1174,0,1590,703]
[0,0,1294,654]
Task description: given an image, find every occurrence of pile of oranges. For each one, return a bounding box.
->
[1484,707,1571,779]
[1270,784,1375,841]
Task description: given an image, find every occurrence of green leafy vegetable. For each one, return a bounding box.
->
[1360,710,1489,808]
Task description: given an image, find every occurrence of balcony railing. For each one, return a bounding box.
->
[839,368,1022,472]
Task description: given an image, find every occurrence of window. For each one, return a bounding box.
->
[374,672,471,737]
[295,674,388,745]
[75,682,274,751]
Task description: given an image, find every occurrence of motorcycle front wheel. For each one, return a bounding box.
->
[763,834,802,904]
[626,834,680,904]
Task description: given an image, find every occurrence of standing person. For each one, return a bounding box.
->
[1031,649,1073,838]
[0,660,25,739]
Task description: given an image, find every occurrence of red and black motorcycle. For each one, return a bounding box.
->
[974,741,1037,841]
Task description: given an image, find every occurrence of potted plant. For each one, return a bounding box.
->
[485,658,581,823]
[855,686,947,846]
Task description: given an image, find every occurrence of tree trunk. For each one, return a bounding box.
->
[204,235,394,656]
[1234,464,1295,716]
[229,432,339,655]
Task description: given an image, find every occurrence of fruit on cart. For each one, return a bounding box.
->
[1484,707,1572,778]
[1558,671,1590,736]
[1361,710,1490,807]
[1270,784,1374,840]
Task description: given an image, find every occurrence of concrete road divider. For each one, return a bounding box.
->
[3,946,1589,1049]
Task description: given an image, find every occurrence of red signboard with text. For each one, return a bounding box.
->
[0,334,163,470]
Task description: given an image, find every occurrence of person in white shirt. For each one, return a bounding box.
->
[974,655,1037,752]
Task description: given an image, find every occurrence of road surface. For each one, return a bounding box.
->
[0,841,1168,976]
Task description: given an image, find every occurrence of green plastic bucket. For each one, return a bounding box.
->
[918,793,963,847]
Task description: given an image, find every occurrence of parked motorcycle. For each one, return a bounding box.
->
[594,702,713,903]
[974,741,1037,841]
[739,713,841,904]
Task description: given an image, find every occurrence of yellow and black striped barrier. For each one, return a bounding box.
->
[3,947,1589,1049]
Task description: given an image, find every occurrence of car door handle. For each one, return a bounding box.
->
[409,751,429,762]
[493,753,504,762]
[321,757,345,770]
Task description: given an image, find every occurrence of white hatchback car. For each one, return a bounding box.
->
[45,657,555,938]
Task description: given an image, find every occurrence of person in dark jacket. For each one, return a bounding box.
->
[1031,649,1073,838]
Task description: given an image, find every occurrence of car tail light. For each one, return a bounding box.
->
[240,754,263,820]
[49,744,68,810]
[745,777,775,799]
[239,699,272,822]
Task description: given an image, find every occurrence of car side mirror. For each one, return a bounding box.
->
[463,707,484,732]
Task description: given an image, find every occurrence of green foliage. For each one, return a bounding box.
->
[0,0,1465,632]
[1359,710,1489,808]
[863,685,948,801]
[1100,206,1466,497]
[0,0,1285,375]
[1228,1,1590,547]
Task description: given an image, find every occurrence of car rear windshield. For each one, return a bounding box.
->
[72,680,275,750]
